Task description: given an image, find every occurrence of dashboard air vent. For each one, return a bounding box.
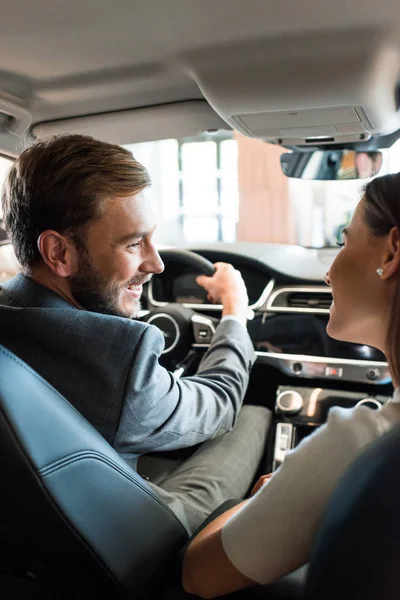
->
[287,291,332,310]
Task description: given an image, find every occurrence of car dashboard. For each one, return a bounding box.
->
[146,246,389,386]
[144,244,393,472]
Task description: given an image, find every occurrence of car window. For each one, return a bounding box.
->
[126,134,400,248]
[0,155,20,282]
[0,155,12,243]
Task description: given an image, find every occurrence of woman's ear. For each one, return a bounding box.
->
[37,230,79,277]
[381,227,400,279]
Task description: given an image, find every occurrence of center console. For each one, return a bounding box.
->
[272,386,391,470]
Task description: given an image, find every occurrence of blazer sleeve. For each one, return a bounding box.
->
[113,319,256,454]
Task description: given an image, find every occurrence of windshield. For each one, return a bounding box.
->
[125,133,400,248]
[1,137,400,250]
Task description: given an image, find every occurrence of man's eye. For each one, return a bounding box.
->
[128,240,142,249]
[336,242,345,248]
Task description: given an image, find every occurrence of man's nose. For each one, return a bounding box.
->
[142,246,164,275]
[324,272,331,286]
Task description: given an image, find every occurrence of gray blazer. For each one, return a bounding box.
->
[0,274,255,464]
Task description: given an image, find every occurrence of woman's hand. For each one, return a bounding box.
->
[250,473,273,496]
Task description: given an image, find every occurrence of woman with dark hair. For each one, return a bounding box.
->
[182,172,400,598]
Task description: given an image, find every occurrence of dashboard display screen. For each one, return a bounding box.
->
[247,314,385,362]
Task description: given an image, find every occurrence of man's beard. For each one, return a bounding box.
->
[69,253,149,319]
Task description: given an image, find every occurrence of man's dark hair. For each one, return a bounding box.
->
[1,134,151,268]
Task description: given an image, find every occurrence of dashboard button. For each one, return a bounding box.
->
[366,368,380,381]
[273,422,294,468]
[279,434,289,451]
[276,390,303,415]
[325,366,343,377]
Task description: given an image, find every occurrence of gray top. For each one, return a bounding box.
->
[0,274,255,464]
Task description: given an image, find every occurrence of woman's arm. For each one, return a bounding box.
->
[182,501,255,598]
[181,406,383,599]
[183,476,273,597]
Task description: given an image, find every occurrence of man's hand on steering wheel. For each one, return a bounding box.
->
[196,262,249,326]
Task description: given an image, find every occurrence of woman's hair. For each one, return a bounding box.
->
[1,134,151,269]
[363,172,400,383]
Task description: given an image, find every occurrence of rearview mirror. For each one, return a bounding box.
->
[280,149,383,181]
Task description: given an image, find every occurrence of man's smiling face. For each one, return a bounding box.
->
[69,192,164,318]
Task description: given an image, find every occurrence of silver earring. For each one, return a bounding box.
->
[377,268,384,276]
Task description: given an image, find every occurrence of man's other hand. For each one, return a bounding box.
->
[196,262,249,325]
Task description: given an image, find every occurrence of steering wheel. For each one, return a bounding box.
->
[142,249,217,371]
[157,248,216,277]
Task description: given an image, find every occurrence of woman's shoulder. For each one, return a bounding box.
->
[320,402,397,452]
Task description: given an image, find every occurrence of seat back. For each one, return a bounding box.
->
[306,423,400,600]
[0,345,188,599]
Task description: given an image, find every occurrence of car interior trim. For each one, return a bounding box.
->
[191,314,217,334]
[265,286,332,314]
[192,345,390,384]
[148,277,276,312]
[146,313,180,354]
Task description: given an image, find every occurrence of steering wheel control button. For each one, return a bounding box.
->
[194,326,213,343]
[198,329,209,338]
[324,366,343,378]
[147,313,180,355]
[356,398,382,410]
[192,314,216,344]
[366,367,381,381]
[276,390,303,415]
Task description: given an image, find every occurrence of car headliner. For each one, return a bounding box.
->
[0,0,399,120]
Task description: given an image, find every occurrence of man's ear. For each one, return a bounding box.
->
[381,226,400,279]
[37,230,79,277]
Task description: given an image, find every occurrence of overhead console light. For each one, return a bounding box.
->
[232,106,373,146]
[186,28,400,146]
[305,137,335,143]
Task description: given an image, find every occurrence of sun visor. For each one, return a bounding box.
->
[184,28,400,145]
[32,101,228,144]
